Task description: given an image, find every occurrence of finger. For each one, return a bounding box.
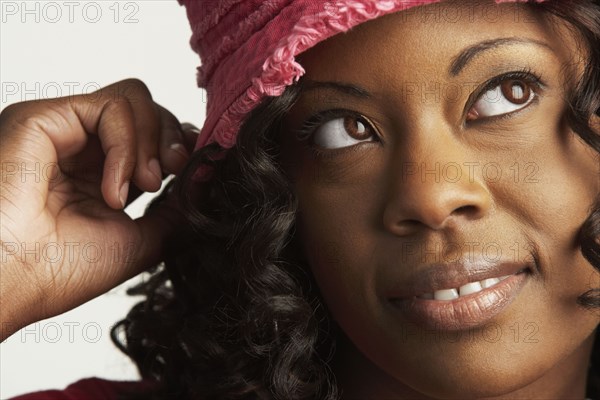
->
[156,104,189,176]
[180,122,201,153]
[93,98,137,210]
[2,90,140,210]
[10,111,81,158]
[131,190,189,271]
[114,79,163,193]
[51,91,138,210]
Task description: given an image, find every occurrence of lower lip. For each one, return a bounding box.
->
[389,271,529,331]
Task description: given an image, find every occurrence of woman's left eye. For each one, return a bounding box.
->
[467,77,539,121]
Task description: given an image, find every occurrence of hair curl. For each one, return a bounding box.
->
[112,1,600,398]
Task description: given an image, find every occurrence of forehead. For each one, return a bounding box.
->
[294,1,570,87]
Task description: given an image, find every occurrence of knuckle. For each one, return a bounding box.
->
[104,94,132,111]
[93,78,153,107]
[98,99,135,138]
[0,101,43,125]
[102,96,136,123]
[118,78,153,103]
[0,104,20,128]
[1,102,23,118]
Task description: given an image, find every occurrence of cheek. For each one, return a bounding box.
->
[474,120,599,344]
[529,137,597,232]
[295,178,383,333]
[538,135,599,317]
[497,121,598,273]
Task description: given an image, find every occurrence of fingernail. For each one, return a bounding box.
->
[148,158,162,181]
[169,143,189,158]
[119,181,129,208]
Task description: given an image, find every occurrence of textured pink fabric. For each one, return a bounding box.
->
[177,0,546,181]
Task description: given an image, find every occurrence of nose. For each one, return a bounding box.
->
[382,124,492,235]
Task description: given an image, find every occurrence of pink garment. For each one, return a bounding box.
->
[8,378,155,400]
[177,0,545,180]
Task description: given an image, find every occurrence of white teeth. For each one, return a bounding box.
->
[459,281,482,296]
[434,288,459,301]
[418,274,513,300]
[481,278,500,288]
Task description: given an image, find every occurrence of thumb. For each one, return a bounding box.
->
[130,186,190,273]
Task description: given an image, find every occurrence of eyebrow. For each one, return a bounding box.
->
[449,37,554,76]
[299,79,373,99]
[298,37,554,98]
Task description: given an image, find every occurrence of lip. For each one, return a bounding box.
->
[386,260,532,299]
[387,260,533,331]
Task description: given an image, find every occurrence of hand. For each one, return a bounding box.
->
[0,79,199,341]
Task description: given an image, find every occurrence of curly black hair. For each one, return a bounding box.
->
[111,1,600,398]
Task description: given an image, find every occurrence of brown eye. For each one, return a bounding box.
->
[500,80,531,105]
[312,114,376,150]
[343,116,371,140]
[468,77,538,121]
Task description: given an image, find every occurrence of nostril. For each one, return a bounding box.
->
[455,205,474,213]
[389,219,423,236]
[453,205,479,217]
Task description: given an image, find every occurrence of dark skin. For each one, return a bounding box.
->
[0,1,597,398]
[280,1,599,399]
[0,79,198,341]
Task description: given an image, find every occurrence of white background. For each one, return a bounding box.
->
[0,1,206,397]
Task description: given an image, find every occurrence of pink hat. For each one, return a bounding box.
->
[178,0,543,180]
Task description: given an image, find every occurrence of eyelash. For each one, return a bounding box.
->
[464,68,544,124]
[293,68,546,159]
[294,109,374,159]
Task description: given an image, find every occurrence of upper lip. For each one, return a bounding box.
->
[387,258,533,299]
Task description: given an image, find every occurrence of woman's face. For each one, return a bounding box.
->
[280,0,599,398]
